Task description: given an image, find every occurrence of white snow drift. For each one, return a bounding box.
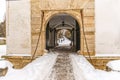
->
[1,51,120,80]
[57,36,71,46]
[0,45,6,58]
[70,54,120,80]
[0,52,58,80]
[107,60,120,71]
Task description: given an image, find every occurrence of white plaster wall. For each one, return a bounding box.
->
[6,0,31,54]
[95,0,120,54]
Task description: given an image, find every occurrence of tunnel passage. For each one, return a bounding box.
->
[46,14,80,52]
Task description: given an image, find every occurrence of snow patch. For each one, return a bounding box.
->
[0,52,58,80]
[0,60,13,69]
[107,60,120,71]
[70,54,120,80]
[96,69,120,80]
[57,36,71,46]
[0,45,6,58]
[70,54,97,80]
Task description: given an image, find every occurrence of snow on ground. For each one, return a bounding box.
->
[0,59,13,69]
[96,69,120,80]
[1,50,120,80]
[70,54,120,80]
[0,45,6,58]
[106,60,120,71]
[0,52,58,80]
[57,36,71,46]
[70,54,97,80]
[0,60,7,69]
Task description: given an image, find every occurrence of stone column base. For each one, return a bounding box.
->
[2,56,33,69]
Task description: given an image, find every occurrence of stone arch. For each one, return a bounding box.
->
[42,10,83,53]
[43,10,82,31]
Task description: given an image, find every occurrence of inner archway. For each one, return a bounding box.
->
[46,13,80,52]
[56,29,72,47]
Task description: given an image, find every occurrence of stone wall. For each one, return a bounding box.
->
[2,56,32,69]
[6,0,120,57]
[82,0,95,55]
[0,67,8,76]
[87,56,120,70]
[4,0,120,71]
[3,55,120,70]
[0,38,6,45]
[31,0,43,56]
[39,0,90,10]
[5,0,95,56]
[31,0,95,56]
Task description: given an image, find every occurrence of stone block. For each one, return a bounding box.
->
[83,9,94,16]
[31,17,41,25]
[0,67,8,76]
[2,56,32,69]
[0,39,6,45]
[87,57,120,70]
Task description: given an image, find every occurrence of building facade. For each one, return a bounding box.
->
[6,0,95,56]
[4,0,120,69]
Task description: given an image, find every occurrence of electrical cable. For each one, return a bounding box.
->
[31,11,44,61]
[80,9,94,65]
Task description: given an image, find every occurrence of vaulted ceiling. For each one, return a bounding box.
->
[49,14,76,29]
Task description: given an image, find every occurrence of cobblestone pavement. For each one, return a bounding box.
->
[45,47,75,80]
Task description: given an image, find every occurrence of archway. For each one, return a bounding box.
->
[46,13,80,52]
[56,29,72,47]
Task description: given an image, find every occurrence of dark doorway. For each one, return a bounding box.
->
[46,14,80,52]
